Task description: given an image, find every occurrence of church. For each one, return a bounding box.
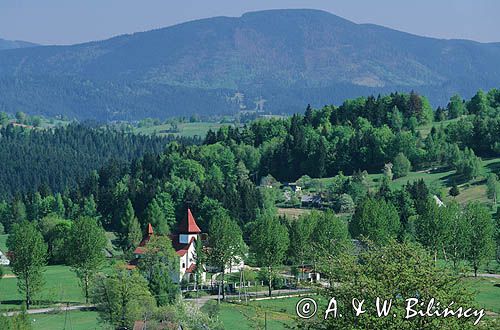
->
[128,208,206,284]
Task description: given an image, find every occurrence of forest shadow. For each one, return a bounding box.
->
[485,161,500,174]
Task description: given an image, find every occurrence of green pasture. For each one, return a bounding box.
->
[30,310,101,330]
[206,297,302,330]
[0,265,84,310]
[135,122,231,138]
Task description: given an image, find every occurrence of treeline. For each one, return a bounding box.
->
[0,141,262,240]
[206,89,500,181]
[0,123,199,198]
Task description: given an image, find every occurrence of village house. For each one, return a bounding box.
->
[296,266,320,282]
[129,208,206,284]
[283,182,302,193]
[0,250,10,266]
[301,193,322,208]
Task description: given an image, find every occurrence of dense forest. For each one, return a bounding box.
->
[0,90,499,329]
[207,89,500,181]
[0,123,199,198]
[0,89,499,237]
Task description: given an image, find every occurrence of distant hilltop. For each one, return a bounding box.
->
[0,9,499,120]
[0,37,38,50]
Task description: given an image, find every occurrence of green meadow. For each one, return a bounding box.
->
[135,121,232,138]
[0,265,84,311]
[29,310,101,330]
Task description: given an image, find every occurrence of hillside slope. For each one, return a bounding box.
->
[0,9,499,120]
[0,37,38,50]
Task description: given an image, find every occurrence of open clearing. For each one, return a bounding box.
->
[135,122,232,138]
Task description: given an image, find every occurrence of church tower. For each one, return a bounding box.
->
[178,208,201,244]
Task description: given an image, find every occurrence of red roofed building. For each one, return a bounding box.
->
[128,208,206,283]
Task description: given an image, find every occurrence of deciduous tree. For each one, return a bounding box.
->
[92,266,156,329]
[464,203,495,277]
[250,213,289,296]
[7,220,47,309]
[350,197,400,245]
[208,208,245,300]
[67,216,107,304]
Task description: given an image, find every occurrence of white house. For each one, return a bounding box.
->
[0,250,9,266]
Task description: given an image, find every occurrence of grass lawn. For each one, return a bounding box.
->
[416,118,459,138]
[277,207,311,219]
[30,310,101,330]
[0,265,84,310]
[206,297,302,330]
[465,277,500,315]
[212,276,500,329]
[135,122,232,138]
[363,157,500,205]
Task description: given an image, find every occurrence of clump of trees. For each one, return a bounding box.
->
[310,240,484,329]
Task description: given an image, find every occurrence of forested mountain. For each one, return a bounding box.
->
[0,37,37,50]
[0,9,499,120]
[0,123,198,198]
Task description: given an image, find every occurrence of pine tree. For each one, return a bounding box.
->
[53,193,65,217]
[119,199,142,252]
[145,199,169,235]
[449,184,460,197]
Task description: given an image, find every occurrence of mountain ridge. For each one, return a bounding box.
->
[0,9,499,120]
[0,37,38,50]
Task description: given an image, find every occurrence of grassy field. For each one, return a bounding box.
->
[212,275,500,329]
[416,118,459,138]
[359,157,500,205]
[466,277,500,315]
[135,122,232,138]
[30,310,101,330]
[206,297,302,330]
[0,265,84,310]
[277,207,311,219]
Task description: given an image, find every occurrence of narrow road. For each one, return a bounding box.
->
[3,305,94,317]
[475,273,500,279]
[186,288,311,307]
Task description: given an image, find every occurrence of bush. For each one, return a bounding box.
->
[392,153,411,179]
[449,184,460,197]
[337,194,355,213]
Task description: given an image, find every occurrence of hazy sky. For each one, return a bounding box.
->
[1,0,499,45]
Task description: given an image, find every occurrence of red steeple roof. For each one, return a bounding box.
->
[178,208,201,234]
[133,223,154,255]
